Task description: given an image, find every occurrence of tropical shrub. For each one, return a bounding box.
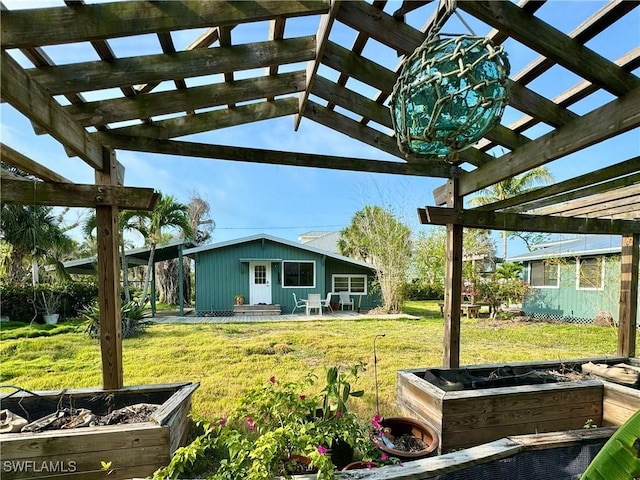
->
[82,301,150,338]
[154,364,392,480]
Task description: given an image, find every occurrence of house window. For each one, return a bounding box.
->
[283,261,315,288]
[254,265,266,285]
[529,261,558,288]
[577,257,604,290]
[332,274,367,294]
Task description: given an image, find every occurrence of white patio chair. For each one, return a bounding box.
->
[291,293,307,314]
[306,293,322,315]
[321,292,333,313]
[339,292,354,311]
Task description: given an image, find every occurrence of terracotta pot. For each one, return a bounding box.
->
[371,416,439,460]
[342,460,378,471]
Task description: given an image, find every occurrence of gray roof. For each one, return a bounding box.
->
[63,238,195,274]
[300,231,340,254]
[507,235,623,262]
[183,233,374,270]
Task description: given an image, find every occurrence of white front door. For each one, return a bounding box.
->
[249,262,272,304]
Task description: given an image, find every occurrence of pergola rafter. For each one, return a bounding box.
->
[1,0,637,384]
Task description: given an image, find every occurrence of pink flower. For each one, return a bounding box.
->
[218,417,227,426]
[336,411,343,419]
[269,376,276,383]
[365,460,373,468]
[371,414,383,430]
[246,417,255,430]
[317,445,328,455]
[380,453,388,461]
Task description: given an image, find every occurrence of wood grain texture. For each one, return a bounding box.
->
[618,234,640,357]
[1,0,329,48]
[421,206,640,234]
[0,51,103,170]
[30,36,315,95]
[101,134,456,178]
[66,71,306,127]
[459,86,640,196]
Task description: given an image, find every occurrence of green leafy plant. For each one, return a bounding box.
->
[154,365,391,480]
[82,301,150,339]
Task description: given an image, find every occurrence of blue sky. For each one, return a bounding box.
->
[2,1,638,258]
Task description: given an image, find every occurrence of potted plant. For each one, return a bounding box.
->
[37,290,61,325]
[154,364,394,480]
[234,294,245,305]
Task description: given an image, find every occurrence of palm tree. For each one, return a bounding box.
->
[83,209,148,302]
[469,166,553,260]
[1,204,74,283]
[139,194,193,306]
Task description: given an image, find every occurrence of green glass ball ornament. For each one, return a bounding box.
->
[391,34,510,159]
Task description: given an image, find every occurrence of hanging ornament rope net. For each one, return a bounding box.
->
[390,1,510,160]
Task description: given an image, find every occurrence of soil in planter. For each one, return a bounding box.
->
[392,433,428,453]
[422,364,586,392]
[5,403,159,433]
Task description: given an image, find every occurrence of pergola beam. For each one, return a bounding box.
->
[66,71,306,128]
[104,98,299,139]
[474,157,640,212]
[295,0,340,130]
[100,134,454,178]
[0,51,104,170]
[1,0,329,48]
[450,86,640,200]
[29,36,316,96]
[1,143,71,183]
[419,207,640,234]
[1,179,159,210]
[458,1,640,96]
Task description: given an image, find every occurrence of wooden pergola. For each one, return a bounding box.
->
[1,0,638,389]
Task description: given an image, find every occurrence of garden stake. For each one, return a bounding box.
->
[374,333,386,415]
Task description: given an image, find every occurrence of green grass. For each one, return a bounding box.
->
[0,301,619,422]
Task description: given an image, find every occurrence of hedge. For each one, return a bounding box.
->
[0,282,98,323]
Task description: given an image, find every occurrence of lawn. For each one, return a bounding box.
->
[0,301,618,422]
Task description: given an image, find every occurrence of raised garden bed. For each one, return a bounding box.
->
[0,382,199,480]
[396,357,639,453]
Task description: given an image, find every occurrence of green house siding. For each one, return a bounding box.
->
[522,254,637,322]
[324,258,381,311]
[192,238,378,314]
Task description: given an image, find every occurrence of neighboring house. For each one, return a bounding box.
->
[508,235,639,323]
[298,231,340,254]
[183,234,380,315]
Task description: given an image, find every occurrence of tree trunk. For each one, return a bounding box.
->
[182,256,192,307]
[140,243,157,306]
[120,240,130,303]
[502,231,508,261]
[156,259,180,305]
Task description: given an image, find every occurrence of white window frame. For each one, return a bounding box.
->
[282,260,316,288]
[576,257,604,291]
[331,274,368,295]
[528,260,559,288]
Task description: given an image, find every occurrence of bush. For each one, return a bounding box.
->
[405,281,444,300]
[0,281,98,322]
[82,301,151,339]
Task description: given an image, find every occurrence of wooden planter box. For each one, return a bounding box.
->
[397,357,631,453]
[0,382,199,480]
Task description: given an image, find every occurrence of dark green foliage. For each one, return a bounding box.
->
[405,280,444,300]
[0,281,97,322]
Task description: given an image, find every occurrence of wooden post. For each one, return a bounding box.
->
[151,265,157,318]
[442,178,463,368]
[95,147,123,389]
[618,233,639,358]
[178,244,184,317]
